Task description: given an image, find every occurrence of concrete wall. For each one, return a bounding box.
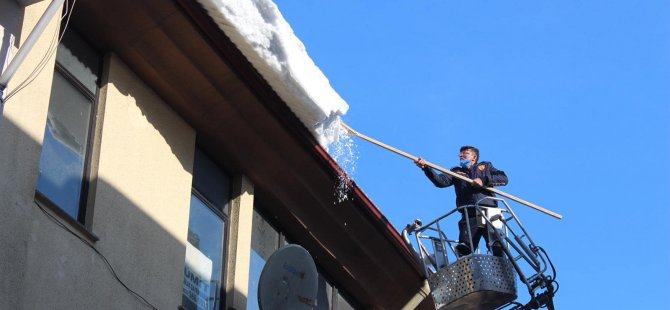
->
[0,3,198,307]
[226,175,255,310]
[84,54,196,309]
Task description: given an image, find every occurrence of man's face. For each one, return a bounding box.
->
[459,149,477,167]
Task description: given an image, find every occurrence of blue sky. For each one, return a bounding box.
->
[274,1,669,309]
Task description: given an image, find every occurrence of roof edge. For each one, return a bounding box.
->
[177,0,425,278]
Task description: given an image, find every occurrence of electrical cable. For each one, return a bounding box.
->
[16,2,155,308]
[3,0,76,103]
[2,27,58,102]
[34,201,158,310]
[59,0,76,42]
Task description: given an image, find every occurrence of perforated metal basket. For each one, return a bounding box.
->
[428,254,517,310]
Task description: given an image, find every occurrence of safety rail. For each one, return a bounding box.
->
[402,197,558,310]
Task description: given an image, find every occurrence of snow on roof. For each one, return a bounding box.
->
[196,0,349,148]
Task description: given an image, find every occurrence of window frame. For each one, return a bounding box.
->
[34,28,103,231]
[192,188,229,223]
[57,61,100,223]
[185,189,229,310]
[183,145,232,310]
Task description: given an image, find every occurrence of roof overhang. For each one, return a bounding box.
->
[70,0,430,308]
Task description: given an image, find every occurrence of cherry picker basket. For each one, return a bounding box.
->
[429,254,516,309]
[402,198,558,310]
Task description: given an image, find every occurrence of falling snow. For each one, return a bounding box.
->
[198,0,359,202]
[320,118,358,203]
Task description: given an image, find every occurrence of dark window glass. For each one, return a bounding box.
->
[36,30,100,221]
[55,30,100,94]
[192,149,230,214]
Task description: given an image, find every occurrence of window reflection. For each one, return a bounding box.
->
[55,30,100,94]
[337,293,355,310]
[315,274,333,310]
[247,210,279,310]
[36,70,92,218]
[35,29,100,221]
[183,147,230,310]
[182,194,225,310]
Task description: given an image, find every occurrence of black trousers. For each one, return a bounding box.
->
[458,215,504,257]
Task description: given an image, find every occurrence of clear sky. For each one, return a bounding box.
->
[274,1,669,309]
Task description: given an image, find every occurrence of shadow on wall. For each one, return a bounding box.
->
[0,115,244,309]
[101,55,195,173]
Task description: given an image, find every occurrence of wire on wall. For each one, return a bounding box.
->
[34,201,159,310]
[3,0,76,103]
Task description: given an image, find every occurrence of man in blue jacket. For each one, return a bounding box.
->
[415,146,508,257]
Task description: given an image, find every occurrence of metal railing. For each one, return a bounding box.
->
[402,197,558,310]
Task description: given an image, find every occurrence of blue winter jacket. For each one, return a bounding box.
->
[422,161,508,212]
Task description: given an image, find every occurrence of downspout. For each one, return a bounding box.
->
[401,279,432,310]
[0,0,65,105]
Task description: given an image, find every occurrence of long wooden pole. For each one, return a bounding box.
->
[341,123,563,220]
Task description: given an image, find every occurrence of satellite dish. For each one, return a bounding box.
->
[258,244,318,310]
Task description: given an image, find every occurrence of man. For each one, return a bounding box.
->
[415,146,508,257]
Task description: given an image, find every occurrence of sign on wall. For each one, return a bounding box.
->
[182,242,213,310]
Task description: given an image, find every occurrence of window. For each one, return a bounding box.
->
[247,209,281,310]
[182,148,231,310]
[316,271,358,310]
[36,29,101,222]
[335,290,356,310]
[315,274,333,310]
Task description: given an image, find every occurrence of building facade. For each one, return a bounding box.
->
[0,1,432,309]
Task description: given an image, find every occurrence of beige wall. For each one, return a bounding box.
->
[86,54,196,309]
[0,2,198,307]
